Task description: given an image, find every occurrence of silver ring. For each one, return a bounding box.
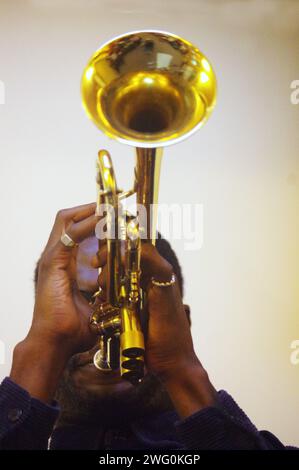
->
[151,273,176,288]
[60,231,77,248]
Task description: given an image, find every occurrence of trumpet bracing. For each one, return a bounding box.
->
[81,30,216,384]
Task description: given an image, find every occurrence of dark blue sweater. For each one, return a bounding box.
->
[0,377,294,450]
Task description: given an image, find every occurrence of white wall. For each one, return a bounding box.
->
[0,0,298,445]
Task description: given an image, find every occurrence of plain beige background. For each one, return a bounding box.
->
[0,0,298,445]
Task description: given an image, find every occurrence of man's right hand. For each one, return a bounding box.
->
[10,203,98,403]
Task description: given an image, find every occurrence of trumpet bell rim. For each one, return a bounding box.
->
[81,29,217,148]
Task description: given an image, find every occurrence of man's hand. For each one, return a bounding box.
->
[10,203,98,402]
[30,203,98,355]
[94,242,217,418]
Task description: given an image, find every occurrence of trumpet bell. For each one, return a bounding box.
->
[81,30,216,148]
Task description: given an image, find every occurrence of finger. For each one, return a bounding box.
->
[91,245,107,268]
[91,242,174,290]
[41,213,98,272]
[90,240,126,269]
[140,243,174,290]
[46,202,97,250]
[65,213,98,245]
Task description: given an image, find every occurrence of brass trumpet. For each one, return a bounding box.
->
[81,30,216,384]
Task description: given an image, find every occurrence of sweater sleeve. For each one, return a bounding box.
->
[0,377,59,449]
[175,390,292,450]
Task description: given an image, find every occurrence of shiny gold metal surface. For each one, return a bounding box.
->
[81,30,217,384]
[82,30,216,148]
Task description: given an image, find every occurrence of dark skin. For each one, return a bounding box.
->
[10,203,216,419]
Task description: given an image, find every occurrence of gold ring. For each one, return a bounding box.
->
[151,273,176,288]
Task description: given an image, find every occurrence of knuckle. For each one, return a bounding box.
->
[55,208,68,222]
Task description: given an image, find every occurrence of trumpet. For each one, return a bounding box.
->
[81,30,216,384]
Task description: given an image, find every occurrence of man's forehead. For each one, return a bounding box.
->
[76,236,98,292]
